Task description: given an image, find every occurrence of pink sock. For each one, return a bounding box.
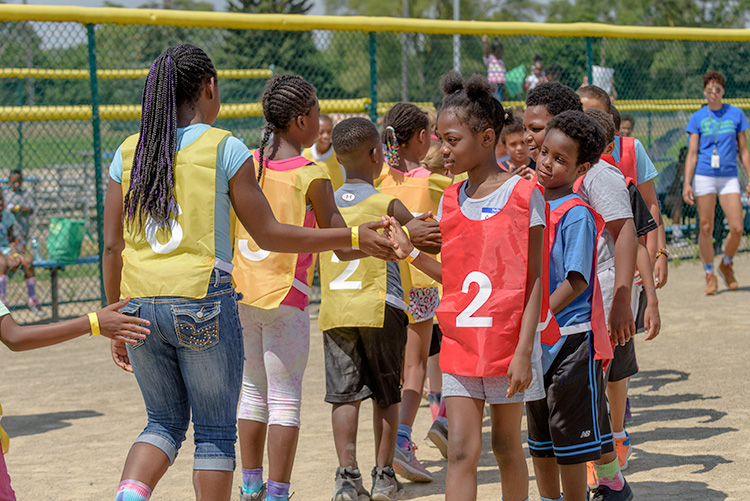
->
[25,277,36,300]
[116,479,151,501]
[437,397,447,419]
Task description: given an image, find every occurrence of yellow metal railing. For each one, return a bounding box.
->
[0,68,272,80]
[1,5,750,41]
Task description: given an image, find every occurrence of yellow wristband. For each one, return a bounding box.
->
[405,247,420,263]
[88,312,100,336]
[401,226,411,239]
[351,226,360,250]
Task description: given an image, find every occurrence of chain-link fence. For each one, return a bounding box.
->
[0,7,748,322]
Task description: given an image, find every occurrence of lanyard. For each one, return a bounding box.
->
[707,106,722,149]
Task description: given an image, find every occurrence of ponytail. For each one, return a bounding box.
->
[383,126,400,168]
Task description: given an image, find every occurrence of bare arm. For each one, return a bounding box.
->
[1,298,149,352]
[637,179,668,288]
[636,236,661,340]
[482,34,490,58]
[103,179,124,305]
[549,271,588,316]
[507,224,544,398]
[737,131,750,194]
[390,201,442,254]
[607,217,637,346]
[230,161,393,258]
[384,217,442,283]
[683,133,700,205]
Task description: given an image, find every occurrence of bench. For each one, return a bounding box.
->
[33,255,99,321]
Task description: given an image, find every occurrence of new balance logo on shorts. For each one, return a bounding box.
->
[580,430,591,438]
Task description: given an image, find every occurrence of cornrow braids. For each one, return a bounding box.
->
[439,71,512,140]
[124,43,216,232]
[258,73,318,182]
[381,103,428,168]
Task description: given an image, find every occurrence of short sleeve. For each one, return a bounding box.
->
[629,184,657,237]
[218,135,252,181]
[736,107,749,133]
[686,110,702,135]
[0,300,9,318]
[109,144,123,183]
[581,165,633,223]
[634,138,658,185]
[560,206,597,284]
[529,187,546,228]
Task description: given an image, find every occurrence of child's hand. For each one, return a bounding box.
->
[111,339,133,373]
[506,355,532,398]
[406,212,442,247]
[512,165,535,181]
[383,216,415,260]
[97,297,150,345]
[358,221,399,261]
[609,298,635,346]
[643,300,661,341]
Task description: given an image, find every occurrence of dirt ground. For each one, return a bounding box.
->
[1,254,748,500]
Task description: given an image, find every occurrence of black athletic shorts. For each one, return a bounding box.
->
[429,323,443,357]
[607,337,639,383]
[526,332,614,465]
[323,305,408,407]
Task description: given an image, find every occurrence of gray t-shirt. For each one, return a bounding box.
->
[334,183,405,311]
[3,187,34,239]
[576,160,633,272]
[436,175,546,228]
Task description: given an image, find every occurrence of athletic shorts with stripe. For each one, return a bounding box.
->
[526,332,614,465]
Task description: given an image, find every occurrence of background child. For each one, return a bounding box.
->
[319,117,416,501]
[302,114,346,190]
[1,298,149,500]
[233,74,396,501]
[390,71,547,501]
[481,35,506,101]
[499,114,532,173]
[376,102,447,483]
[524,82,637,500]
[0,191,41,315]
[577,85,668,291]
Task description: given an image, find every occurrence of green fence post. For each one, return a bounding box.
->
[586,37,593,85]
[369,32,377,123]
[16,79,23,173]
[86,23,106,306]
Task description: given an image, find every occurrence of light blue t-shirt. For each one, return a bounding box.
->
[542,193,597,374]
[109,124,251,263]
[686,104,749,177]
[612,136,658,185]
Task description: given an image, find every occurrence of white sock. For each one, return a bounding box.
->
[723,254,733,266]
[613,430,628,440]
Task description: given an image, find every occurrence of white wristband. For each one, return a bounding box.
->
[405,247,420,263]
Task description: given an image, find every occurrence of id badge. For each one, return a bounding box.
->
[481,207,501,220]
[711,147,720,169]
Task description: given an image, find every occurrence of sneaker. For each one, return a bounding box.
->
[624,398,634,427]
[586,461,599,489]
[427,419,448,459]
[704,273,718,295]
[27,298,43,316]
[719,261,739,290]
[615,431,632,470]
[240,484,266,501]
[371,466,403,501]
[331,467,370,501]
[590,479,634,501]
[393,442,433,483]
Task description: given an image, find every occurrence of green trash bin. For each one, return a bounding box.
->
[46,218,87,264]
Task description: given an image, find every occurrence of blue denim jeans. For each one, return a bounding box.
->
[121,269,243,471]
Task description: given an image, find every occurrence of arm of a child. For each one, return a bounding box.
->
[637,178,668,288]
[230,162,394,260]
[507,224,544,398]
[636,236,661,341]
[1,297,149,352]
[549,271,588,315]
[385,217,442,283]
[608,217,637,346]
[389,200,442,254]
[738,130,750,194]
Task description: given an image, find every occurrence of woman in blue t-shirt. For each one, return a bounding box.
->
[683,71,750,295]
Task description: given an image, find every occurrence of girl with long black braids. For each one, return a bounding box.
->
[103,44,395,501]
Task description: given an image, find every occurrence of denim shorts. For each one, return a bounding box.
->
[122,269,243,471]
